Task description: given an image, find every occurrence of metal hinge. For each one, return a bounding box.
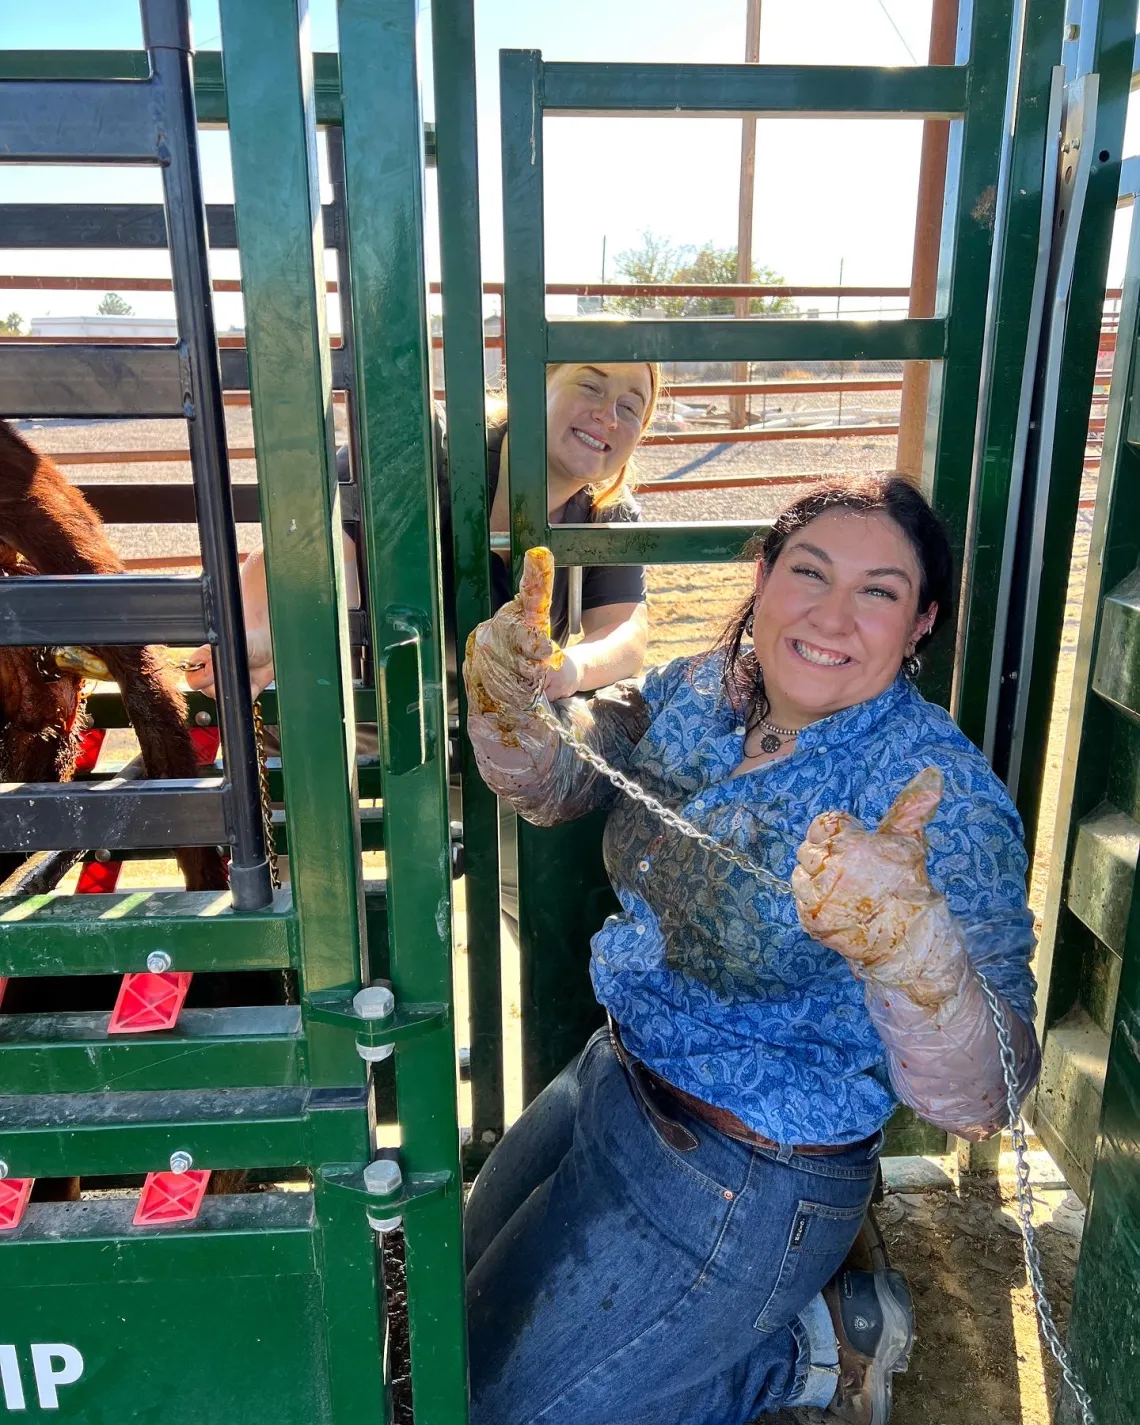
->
[305,983,449,1062]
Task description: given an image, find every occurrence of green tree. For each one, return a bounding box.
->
[607,232,794,317]
[97,292,134,316]
[1,312,23,334]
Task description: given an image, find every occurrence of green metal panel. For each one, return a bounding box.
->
[430,0,505,1158]
[1033,40,1140,1251]
[548,520,770,566]
[919,0,1018,708]
[952,3,1066,742]
[1009,0,1136,850]
[337,0,469,1417]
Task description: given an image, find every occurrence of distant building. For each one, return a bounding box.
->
[30,314,178,340]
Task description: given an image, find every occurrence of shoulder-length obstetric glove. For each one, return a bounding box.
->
[464,547,650,824]
[792,768,1040,1140]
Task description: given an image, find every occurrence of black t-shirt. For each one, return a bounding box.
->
[338,412,647,657]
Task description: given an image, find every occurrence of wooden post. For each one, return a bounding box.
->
[731,0,762,430]
[896,0,959,479]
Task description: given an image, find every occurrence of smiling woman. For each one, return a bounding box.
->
[460,473,1039,1425]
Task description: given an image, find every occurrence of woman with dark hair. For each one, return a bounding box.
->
[462,476,1040,1425]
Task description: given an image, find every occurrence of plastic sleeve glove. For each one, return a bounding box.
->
[792,768,1040,1140]
[463,547,650,826]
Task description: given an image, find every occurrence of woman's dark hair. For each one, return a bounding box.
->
[716,474,955,711]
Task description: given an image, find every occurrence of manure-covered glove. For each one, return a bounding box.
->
[792,768,1038,1138]
[791,767,966,1009]
[464,546,563,719]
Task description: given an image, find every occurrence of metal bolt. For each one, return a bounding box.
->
[94,848,112,863]
[353,985,396,1020]
[147,950,173,974]
[481,1130,497,1146]
[354,985,396,1063]
[363,1157,403,1233]
[194,709,213,727]
[0,1160,8,1179]
[169,1151,193,1175]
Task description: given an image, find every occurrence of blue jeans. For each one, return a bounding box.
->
[466,1028,881,1425]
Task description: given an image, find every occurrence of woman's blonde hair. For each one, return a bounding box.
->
[488,360,662,512]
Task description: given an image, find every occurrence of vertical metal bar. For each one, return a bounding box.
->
[431,0,506,1158]
[951,0,1067,747]
[142,0,271,909]
[499,49,551,585]
[921,0,1019,708]
[218,1,382,1415]
[338,1,468,1419]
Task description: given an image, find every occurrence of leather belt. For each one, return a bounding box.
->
[608,1018,870,1158]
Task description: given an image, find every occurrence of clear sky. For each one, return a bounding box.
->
[2,1,1131,326]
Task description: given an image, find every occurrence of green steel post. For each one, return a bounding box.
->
[338,0,469,1417]
[431,0,506,1159]
[218,3,386,1420]
[1011,0,1136,852]
[953,2,1066,746]
[920,0,1017,708]
[500,50,551,581]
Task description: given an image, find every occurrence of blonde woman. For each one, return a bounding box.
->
[188,361,660,702]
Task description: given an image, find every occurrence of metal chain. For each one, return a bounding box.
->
[532,703,790,891]
[978,976,1095,1425]
[252,701,280,890]
[535,697,1094,1423]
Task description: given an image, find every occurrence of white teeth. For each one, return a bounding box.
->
[573,428,607,452]
[793,640,850,667]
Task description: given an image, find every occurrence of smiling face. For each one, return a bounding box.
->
[750,508,937,727]
[545,363,654,496]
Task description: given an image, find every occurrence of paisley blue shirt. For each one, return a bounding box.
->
[584,657,1037,1147]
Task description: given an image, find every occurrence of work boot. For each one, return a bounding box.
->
[823,1269,914,1425]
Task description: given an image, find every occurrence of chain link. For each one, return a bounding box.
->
[252,701,280,891]
[535,697,1094,1423]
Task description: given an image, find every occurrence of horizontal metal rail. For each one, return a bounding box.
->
[0,78,163,163]
[538,61,969,118]
[0,778,227,851]
[642,421,898,446]
[544,317,946,364]
[0,201,337,249]
[0,888,295,977]
[0,342,350,409]
[0,573,207,645]
[547,520,771,565]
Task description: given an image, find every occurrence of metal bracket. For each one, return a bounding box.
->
[318,1161,453,1228]
[304,985,449,1061]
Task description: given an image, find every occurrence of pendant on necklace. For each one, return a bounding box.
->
[759,732,783,754]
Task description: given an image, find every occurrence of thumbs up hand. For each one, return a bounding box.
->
[464,546,565,719]
[792,768,965,1008]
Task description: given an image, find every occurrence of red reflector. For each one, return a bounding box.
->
[108,972,193,1034]
[134,1170,211,1226]
[0,977,7,1009]
[0,1178,34,1231]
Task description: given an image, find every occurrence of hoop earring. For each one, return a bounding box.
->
[744,610,755,636]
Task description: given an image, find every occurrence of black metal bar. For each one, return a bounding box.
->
[0,344,186,418]
[0,574,207,646]
[144,0,271,910]
[0,78,164,164]
[0,780,227,851]
[219,344,351,392]
[74,483,260,524]
[0,202,340,249]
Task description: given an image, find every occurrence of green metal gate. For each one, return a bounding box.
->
[0,2,465,1420]
[475,4,1043,1157]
